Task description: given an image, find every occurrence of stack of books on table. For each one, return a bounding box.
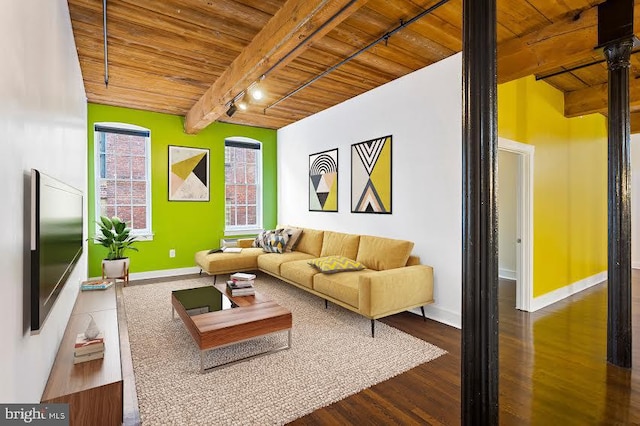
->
[74,332,105,364]
[227,272,256,296]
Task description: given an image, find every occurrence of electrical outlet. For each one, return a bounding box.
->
[169,249,176,258]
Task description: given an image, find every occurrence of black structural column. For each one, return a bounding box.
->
[604,39,634,368]
[461,0,499,424]
[598,0,635,369]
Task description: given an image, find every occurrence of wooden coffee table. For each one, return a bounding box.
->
[171,282,292,373]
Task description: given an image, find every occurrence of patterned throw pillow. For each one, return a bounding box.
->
[252,230,272,248]
[308,256,366,274]
[262,229,290,253]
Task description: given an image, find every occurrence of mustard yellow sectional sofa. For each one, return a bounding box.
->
[194,228,434,336]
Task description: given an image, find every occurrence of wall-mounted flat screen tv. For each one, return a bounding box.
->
[30,169,83,333]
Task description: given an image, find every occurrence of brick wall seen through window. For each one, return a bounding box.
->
[95,125,151,234]
[225,140,261,230]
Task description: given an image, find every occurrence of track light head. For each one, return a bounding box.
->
[226,102,237,117]
[237,99,248,111]
[249,83,264,101]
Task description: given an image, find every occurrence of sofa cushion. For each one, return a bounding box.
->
[320,231,360,259]
[257,251,316,276]
[280,259,320,289]
[294,228,324,257]
[356,235,414,271]
[195,248,262,274]
[308,256,365,274]
[314,272,370,308]
[262,229,290,253]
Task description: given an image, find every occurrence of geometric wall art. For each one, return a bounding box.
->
[351,135,392,214]
[309,148,338,212]
[168,145,210,201]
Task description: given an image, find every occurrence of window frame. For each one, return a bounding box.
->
[93,122,153,240]
[224,137,263,235]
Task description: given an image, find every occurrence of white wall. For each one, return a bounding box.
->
[277,54,462,327]
[0,1,87,402]
[498,150,518,279]
[632,134,640,268]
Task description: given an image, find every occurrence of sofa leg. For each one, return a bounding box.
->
[420,306,427,322]
[371,320,375,338]
[199,269,202,276]
[325,299,328,309]
[213,275,217,284]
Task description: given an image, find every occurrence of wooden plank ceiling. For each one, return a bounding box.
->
[68,0,640,132]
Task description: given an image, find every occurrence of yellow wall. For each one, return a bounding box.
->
[498,76,607,297]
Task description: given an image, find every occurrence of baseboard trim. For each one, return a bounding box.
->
[499,268,516,280]
[412,305,461,329]
[89,266,202,282]
[633,262,640,270]
[530,271,607,312]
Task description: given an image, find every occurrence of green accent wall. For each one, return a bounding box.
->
[87,103,277,277]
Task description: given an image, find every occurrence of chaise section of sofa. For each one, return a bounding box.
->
[194,228,434,336]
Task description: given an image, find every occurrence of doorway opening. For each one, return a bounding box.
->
[498,138,534,311]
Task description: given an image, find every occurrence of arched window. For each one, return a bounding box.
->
[94,123,153,238]
[224,137,262,234]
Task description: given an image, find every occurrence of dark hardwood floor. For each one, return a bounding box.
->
[289,272,640,425]
[125,271,639,425]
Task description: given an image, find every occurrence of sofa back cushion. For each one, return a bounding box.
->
[294,228,324,257]
[356,235,414,271]
[320,231,360,259]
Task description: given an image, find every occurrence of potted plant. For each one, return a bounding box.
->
[95,216,138,281]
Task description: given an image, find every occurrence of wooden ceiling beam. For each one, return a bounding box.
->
[497,5,601,84]
[565,81,640,117]
[184,0,370,134]
[631,112,640,134]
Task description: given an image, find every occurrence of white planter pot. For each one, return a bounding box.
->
[102,258,130,279]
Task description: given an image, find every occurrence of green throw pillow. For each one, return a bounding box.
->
[308,256,365,274]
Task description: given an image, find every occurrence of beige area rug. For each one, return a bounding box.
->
[122,273,446,425]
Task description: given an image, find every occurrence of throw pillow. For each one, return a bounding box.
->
[308,256,366,274]
[262,229,290,253]
[284,227,303,252]
[252,230,266,248]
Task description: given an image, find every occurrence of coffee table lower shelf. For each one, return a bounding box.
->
[197,329,292,373]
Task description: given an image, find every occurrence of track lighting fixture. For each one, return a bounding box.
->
[237,94,248,111]
[226,102,237,117]
[249,81,264,101]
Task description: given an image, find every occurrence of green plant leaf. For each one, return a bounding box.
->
[114,221,126,234]
[100,216,113,229]
[94,215,139,260]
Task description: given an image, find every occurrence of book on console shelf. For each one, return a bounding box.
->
[73,350,105,364]
[73,332,105,363]
[75,332,104,348]
[80,279,114,291]
[75,341,105,356]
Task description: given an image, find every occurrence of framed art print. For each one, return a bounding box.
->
[309,148,338,212]
[351,135,392,214]
[168,145,209,201]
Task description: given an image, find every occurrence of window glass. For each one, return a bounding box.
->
[224,139,262,232]
[94,124,152,237]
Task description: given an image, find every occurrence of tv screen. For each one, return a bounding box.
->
[30,169,83,333]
